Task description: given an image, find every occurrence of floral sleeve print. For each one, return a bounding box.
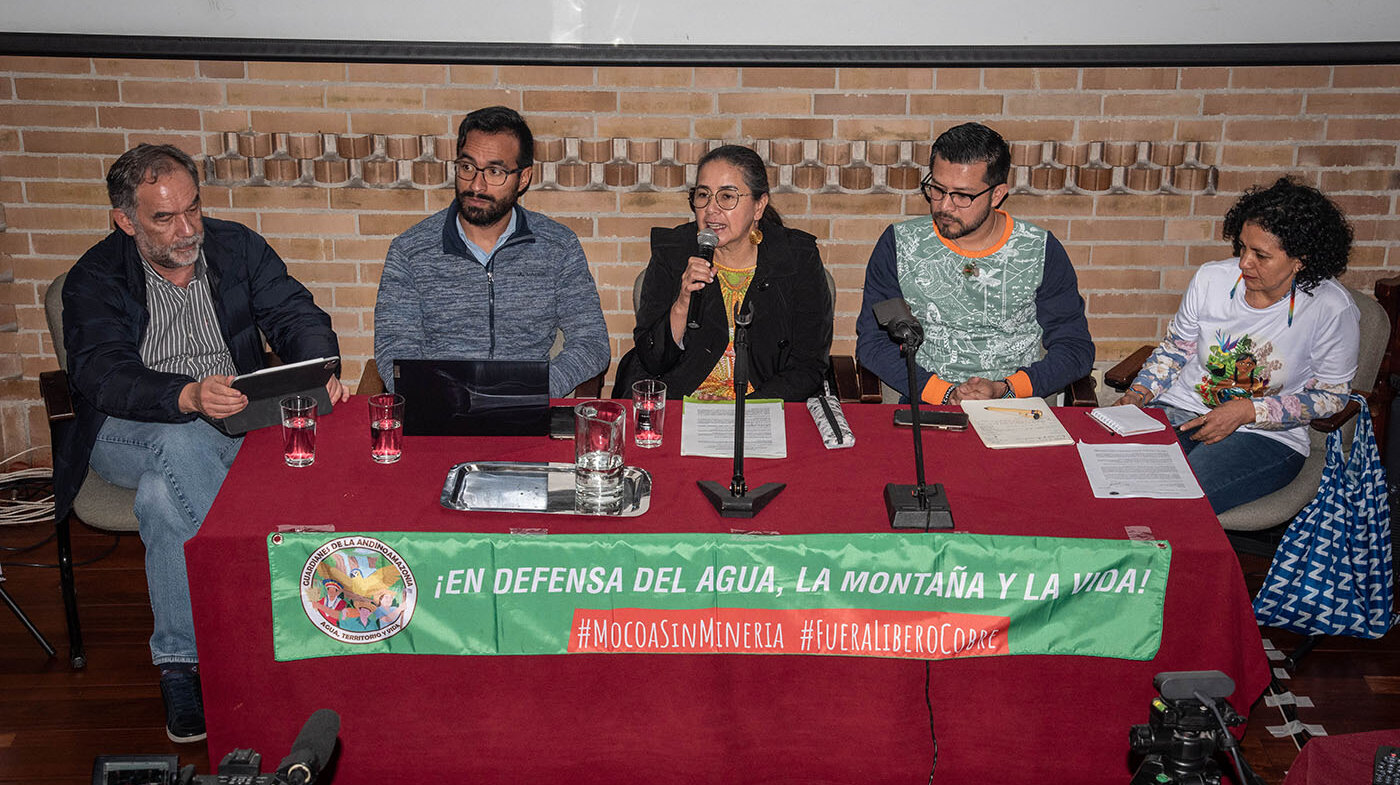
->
[1250,379,1350,430]
[1130,329,1194,399]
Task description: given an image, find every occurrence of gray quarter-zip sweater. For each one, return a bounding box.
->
[374,203,609,397]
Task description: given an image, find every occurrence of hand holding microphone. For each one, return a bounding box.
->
[685,228,720,331]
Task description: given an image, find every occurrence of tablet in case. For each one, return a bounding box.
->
[205,356,339,437]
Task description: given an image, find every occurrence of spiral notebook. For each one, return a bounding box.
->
[1088,405,1168,437]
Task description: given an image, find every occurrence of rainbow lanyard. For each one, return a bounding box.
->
[1229,273,1295,327]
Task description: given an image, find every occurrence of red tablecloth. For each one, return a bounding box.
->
[188,399,1269,784]
[1283,729,1400,784]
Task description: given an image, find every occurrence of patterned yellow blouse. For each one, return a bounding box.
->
[694,262,757,399]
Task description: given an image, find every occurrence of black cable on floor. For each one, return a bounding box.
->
[0,530,56,553]
[2,533,123,569]
[925,659,938,783]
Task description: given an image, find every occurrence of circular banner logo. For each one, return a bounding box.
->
[300,537,416,644]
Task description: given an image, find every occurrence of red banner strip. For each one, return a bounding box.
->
[569,607,1010,659]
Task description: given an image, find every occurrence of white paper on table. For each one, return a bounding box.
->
[960,397,1073,449]
[679,398,787,459]
[1076,441,1205,499]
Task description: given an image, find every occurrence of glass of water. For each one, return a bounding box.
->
[368,393,404,464]
[280,395,317,468]
[631,379,666,448]
[574,400,626,513]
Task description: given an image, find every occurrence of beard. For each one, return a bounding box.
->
[133,226,203,269]
[456,185,519,227]
[932,207,989,241]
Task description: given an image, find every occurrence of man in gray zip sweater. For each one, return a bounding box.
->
[374,106,609,397]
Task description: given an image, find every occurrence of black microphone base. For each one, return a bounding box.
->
[698,480,785,518]
[885,483,954,530]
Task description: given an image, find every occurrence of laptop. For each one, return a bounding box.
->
[393,358,552,436]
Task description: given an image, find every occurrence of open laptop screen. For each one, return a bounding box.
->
[393,358,550,436]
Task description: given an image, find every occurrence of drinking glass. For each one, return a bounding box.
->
[574,400,626,512]
[280,395,317,467]
[631,379,666,448]
[368,393,404,464]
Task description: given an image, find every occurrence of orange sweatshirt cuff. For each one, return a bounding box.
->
[920,375,953,405]
[1006,371,1032,398]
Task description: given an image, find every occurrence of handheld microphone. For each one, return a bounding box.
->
[686,228,720,331]
[274,709,340,785]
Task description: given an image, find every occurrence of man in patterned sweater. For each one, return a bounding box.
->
[375,106,608,397]
[856,122,1094,404]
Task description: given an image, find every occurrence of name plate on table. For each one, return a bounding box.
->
[269,532,1170,662]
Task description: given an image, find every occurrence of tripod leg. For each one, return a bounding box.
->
[0,580,57,657]
[1284,636,1323,670]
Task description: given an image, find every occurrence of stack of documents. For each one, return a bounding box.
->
[1077,442,1204,500]
[680,399,788,459]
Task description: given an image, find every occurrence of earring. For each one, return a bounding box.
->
[749,227,764,245]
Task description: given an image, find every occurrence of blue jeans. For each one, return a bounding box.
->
[89,416,242,665]
[1155,404,1306,515]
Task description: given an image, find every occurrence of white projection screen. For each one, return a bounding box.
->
[3,0,1400,65]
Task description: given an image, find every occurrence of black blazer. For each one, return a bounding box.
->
[622,219,833,401]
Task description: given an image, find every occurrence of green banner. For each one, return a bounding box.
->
[269,531,1170,662]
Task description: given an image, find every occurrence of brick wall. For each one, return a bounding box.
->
[2,56,1398,461]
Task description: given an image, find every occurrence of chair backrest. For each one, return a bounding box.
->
[1350,286,1390,394]
[46,271,68,371]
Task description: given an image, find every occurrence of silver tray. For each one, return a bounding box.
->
[440,461,652,516]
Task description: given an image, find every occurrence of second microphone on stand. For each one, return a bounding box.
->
[686,228,720,331]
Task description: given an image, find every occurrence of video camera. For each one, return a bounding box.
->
[1128,671,1263,785]
[92,709,338,785]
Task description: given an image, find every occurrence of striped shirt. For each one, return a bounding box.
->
[139,251,237,380]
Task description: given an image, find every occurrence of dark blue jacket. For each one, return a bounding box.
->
[55,217,338,521]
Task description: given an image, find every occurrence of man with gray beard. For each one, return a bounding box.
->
[374,106,609,397]
[58,144,347,743]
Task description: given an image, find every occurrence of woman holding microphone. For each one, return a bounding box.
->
[618,144,833,400]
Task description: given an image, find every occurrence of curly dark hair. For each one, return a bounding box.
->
[1222,177,1351,293]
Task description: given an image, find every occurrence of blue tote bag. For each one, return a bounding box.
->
[1253,396,1396,638]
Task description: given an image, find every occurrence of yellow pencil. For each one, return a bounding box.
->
[985,406,1042,420]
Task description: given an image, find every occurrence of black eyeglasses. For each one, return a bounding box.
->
[688,188,752,211]
[920,176,996,208]
[453,160,527,186]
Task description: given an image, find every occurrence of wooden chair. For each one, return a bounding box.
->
[40,271,141,669]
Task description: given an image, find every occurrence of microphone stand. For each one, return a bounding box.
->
[698,302,785,517]
[885,322,953,530]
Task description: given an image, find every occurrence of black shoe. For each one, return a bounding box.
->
[159,665,206,743]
